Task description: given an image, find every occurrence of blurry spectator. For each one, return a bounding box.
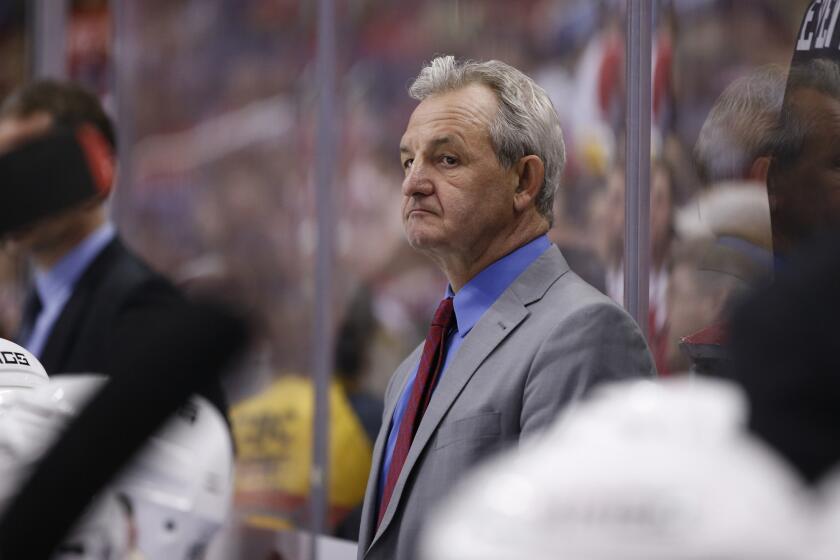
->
[334,286,386,541]
[231,372,373,533]
[669,0,796,155]
[653,3,676,133]
[0,80,227,412]
[680,64,784,257]
[672,65,784,375]
[230,289,382,539]
[334,286,385,445]
[92,0,807,407]
[548,184,607,293]
[693,65,787,187]
[601,160,676,374]
[666,238,766,374]
[676,186,773,262]
[67,0,111,97]
[670,184,774,376]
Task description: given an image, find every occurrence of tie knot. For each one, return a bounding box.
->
[431,297,455,328]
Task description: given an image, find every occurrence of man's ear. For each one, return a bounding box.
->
[749,156,771,183]
[513,155,545,213]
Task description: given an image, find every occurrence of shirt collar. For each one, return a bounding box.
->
[446,235,551,338]
[33,222,116,307]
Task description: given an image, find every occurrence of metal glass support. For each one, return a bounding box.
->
[29,0,68,79]
[110,0,133,222]
[624,0,652,340]
[311,0,337,555]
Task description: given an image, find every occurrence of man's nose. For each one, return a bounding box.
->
[402,161,434,198]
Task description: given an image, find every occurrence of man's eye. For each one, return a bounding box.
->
[441,155,458,166]
[402,159,414,170]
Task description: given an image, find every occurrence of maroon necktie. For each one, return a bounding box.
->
[377,297,455,527]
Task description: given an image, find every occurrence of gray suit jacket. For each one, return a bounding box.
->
[357,246,655,559]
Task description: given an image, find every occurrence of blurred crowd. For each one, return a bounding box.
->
[91,0,812,387]
[0,0,830,543]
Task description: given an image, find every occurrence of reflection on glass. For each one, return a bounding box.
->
[768,59,840,254]
[52,0,839,554]
[663,1,809,375]
[112,0,324,535]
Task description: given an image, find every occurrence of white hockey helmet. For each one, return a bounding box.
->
[422,378,809,560]
[0,337,48,403]
[0,374,233,560]
[806,468,840,560]
[0,374,129,560]
[113,393,234,560]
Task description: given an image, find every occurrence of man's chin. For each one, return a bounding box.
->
[404,232,443,253]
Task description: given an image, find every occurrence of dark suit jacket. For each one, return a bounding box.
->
[25,236,227,412]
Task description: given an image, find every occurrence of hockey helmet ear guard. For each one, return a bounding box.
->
[0,125,115,237]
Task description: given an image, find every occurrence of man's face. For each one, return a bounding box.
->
[769,88,840,251]
[0,113,95,258]
[399,84,519,263]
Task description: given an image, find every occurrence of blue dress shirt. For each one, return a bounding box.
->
[377,234,551,503]
[25,222,116,358]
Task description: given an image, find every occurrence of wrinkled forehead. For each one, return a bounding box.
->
[401,84,499,145]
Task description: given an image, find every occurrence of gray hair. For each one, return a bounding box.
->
[409,56,566,225]
[694,65,786,184]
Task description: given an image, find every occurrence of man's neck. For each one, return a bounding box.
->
[32,219,106,270]
[441,219,548,293]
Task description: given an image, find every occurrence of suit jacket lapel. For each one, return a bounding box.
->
[374,245,569,550]
[370,296,528,548]
[38,239,120,374]
[359,345,422,552]
[508,245,570,306]
[367,246,571,553]
[38,286,89,374]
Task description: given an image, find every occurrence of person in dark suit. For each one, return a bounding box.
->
[0,80,226,412]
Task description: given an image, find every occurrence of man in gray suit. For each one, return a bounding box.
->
[357,56,655,560]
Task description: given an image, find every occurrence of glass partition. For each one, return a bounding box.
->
[112,0,323,535]
[660,0,811,375]
[13,0,834,558]
[109,0,636,547]
[323,0,631,544]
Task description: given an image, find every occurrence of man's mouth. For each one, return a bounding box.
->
[407,208,434,217]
